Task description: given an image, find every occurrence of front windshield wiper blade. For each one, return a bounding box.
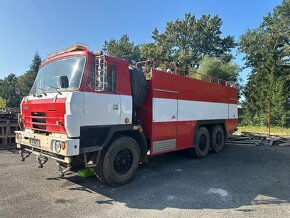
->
[37,88,47,96]
[48,85,62,95]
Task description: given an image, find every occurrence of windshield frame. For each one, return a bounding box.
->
[30,55,87,95]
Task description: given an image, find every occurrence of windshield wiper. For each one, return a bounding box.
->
[37,88,47,96]
[48,85,62,95]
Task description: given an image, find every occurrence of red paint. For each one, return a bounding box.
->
[225,119,239,136]
[151,69,237,104]
[138,68,238,155]
[177,121,197,149]
[22,98,66,134]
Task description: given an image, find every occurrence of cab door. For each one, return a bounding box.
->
[83,62,121,126]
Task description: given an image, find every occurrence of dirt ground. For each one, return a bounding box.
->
[0,144,290,218]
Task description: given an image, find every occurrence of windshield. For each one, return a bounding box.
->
[30,56,86,95]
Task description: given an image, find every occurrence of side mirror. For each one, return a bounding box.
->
[59,76,69,88]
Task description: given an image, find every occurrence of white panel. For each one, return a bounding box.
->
[178,100,229,121]
[83,92,121,126]
[65,92,84,134]
[153,98,238,122]
[65,114,80,137]
[229,104,238,119]
[120,95,133,124]
[153,98,177,122]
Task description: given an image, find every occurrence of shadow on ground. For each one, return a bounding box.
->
[61,144,290,210]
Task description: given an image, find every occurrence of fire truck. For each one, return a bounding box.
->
[15,45,238,186]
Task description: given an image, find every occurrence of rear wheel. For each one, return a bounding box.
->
[192,127,210,158]
[96,136,141,186]
[210,125,225,153]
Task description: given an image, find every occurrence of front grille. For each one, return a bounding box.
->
[31,112,46,130]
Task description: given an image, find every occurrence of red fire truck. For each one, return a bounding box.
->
[15,45,238,186]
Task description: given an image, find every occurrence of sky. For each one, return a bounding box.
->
[0,0,283,81]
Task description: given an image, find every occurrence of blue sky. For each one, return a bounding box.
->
[0,0,282,81]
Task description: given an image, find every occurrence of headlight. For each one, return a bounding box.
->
[17,133,22,142]
[54,141,61,153]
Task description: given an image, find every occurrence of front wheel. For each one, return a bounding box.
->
[96,136,141,186]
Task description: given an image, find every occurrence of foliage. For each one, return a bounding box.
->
[103,35,141,64]
[18,70,37,98]
[18,53,42,98]
[197,55,239,82]
[0,53,41,107]
[239,0,290,127]
[0,74,21,107]
[236,126,290,136]
[30,52,42,75]
[0,97,6,108]
[140,13,236,73]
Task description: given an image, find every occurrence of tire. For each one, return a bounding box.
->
[129,68,147,107]
[96,136,141,186]
[192,127,210,158]
[210,125,225,153]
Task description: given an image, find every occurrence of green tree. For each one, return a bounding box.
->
[103,34,141,64]
[0,74,21,107]
[239,0,290,127]
[30,52,42,74]
[140,13,236,72]
[18,52,42,98]
[197,56,239,82]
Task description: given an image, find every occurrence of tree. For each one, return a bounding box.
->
[18,71,37,98]
[18,52,42,98]
[239,0,290,127]
[30,52,42,75]
[140,13,236,72]
[0,74,21,107]
[103,35,141,64]
[197,56,239,82]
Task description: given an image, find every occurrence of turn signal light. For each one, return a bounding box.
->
[61,142,66,150]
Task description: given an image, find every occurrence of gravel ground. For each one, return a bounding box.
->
[0,144,290,218]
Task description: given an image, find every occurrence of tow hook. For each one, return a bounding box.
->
[19,149,31,161]
[36,155,48,168]
[56,162,71,177]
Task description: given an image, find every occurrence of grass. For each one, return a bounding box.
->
[236,126,290,136]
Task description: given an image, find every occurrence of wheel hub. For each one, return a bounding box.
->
[199,134,207,151]
[114,148,133,175]
[216,132,222,145]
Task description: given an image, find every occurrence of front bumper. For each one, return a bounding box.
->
[15,130,80,163]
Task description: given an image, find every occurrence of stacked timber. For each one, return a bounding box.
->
[227,132,290,147]
[0,108,20,148]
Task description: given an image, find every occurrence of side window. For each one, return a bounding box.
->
[87,61,95,90]
[105,64,117,92]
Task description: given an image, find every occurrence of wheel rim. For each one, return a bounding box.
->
[113,148,133,175]
[199,134,207,151]
[216,132,222,145]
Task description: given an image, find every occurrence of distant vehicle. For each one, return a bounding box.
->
[15,45,238,186]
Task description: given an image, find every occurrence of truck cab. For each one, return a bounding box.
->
[16,45,148,186]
